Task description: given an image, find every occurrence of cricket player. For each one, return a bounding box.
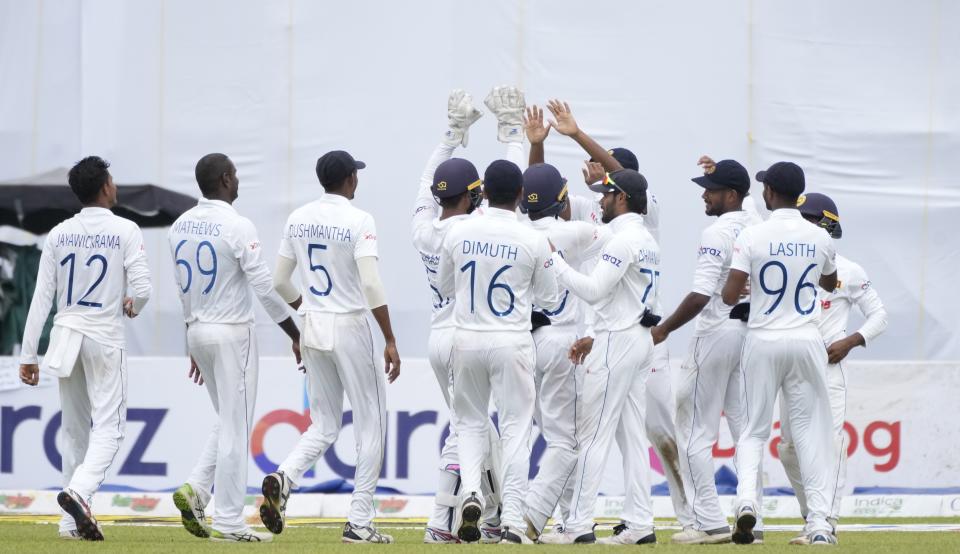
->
[168,153,302,543]
[545,168,661,545]
[437,158,560,544]
[781,192,887,545]
[18,156,151,541]
[650,158,762,544]
[721,162,839,546]
[526,101,693,541]
[413,88,520,543]
[259,150,401,544]
[518,162,599,541]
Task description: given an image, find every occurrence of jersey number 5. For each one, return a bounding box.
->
[307,243,333,297]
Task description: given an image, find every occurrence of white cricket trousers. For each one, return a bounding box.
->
[427,326,503,531]
[277,312,387,527]
[566,325,653,536]
[451,329,536,533]
[58,336,127,532]
[616,343,694,530]
[675,321,754,531]
[525,324,580,532]
[736,326,835,534]
[778,359,847,522]
[185,322,258,534]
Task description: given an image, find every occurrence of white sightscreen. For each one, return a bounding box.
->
[1,0,957,360]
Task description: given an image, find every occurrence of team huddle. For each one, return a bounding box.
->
[16,86,887,546]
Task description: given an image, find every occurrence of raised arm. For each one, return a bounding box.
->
[546,99,623,173]
[524,105,550,166]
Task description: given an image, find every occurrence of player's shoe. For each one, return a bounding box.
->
[480,524,503,544]
[209,528,273,542]
[172,483,210,538]
[342,522,394,543]
[810,532,838,546]
[596,523,657,545]
[259,471,291,535]
[423,527,459,544]
[670,526,732,544]
[522,514,540,542]
[751,530,764,545]
[538,530,596,544]
[455,492,482,543]
[732,504,757,545]
[57,489,103,541]
[789,531,811,546]
[58,530,82,540]
[500,526,534,544]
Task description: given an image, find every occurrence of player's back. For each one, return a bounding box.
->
[693,209,761,336]
[733,209,836,331]
[280,194,377,314]
[528,217,594,327]
[46,207,146,347]
[441,207,556,333]
[168,199,258,324]
[412,214,467,328]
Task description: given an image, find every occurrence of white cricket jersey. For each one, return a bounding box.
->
[527,217,597,327]
[279,194,378,314]
[438,207,559,333]
[410,145,468,329]
[817,254,887,345]
[168,198,289,326]
[691,209,762,336]
[19,208,151,364]
[552,212,660,333]
[730,209,837,331]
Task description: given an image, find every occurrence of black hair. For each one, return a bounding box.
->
[68,156,111,204]
[626,191,648,215]
[195,153,233,197]
[484,160,523,205]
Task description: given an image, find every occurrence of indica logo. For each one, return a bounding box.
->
[111,494,160,512]
[0,493,34,509]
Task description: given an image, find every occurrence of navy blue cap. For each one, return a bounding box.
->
[590,147,639,171]
[797,192,842,238]
[483,159,523,199]
[316,150,365,186]
[756,161,805,197]
[521,163,568,214]
[588,168,647,197]
[432,158,481,199]
[692,159,750,194]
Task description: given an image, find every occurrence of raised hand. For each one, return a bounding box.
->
[698,155,717,175]
[485,85,525,143]
[546,99,580,137]
[524,105,551,145]
[444,89,484,147]
[582,160,605,185]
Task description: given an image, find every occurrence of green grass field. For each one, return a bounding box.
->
[1,518,958,553]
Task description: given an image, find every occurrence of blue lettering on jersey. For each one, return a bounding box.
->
[287,224,352,242]
[698,246,722,257]
[55,233,121,250]
[602,253,622,267]
[171,219,222,237]
[769,242,816,257]
[461,240,519,261]
[638,249,661,265]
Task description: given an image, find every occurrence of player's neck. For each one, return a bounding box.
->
[203,193,234,205]
[488,202,516,212]
[439,208,467,221]
[83,198,112,210]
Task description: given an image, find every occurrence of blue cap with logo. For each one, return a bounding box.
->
[316,150,365,186]
[521,163,568,216]
[432,158,481,199]
[692,159,750,194]
[797,192,842,238]
[756,161,805,197]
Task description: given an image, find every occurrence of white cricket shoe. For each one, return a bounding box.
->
[454,492,483,543]
[810,532,838,546]
[500,526,534,544]
[596,524,657,545]
[480,524,503,544]
[57,489,103,541]
[58,530,82,540]
[538,530,595,544]
[259,471,291,535]
[342,522,394,544]
[732,503,758,545]
[210,528,273,542]
[671,526,732,544]
[424,527,459,544]
[172,483,210,538]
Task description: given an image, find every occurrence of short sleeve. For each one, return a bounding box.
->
[355,214,378,259]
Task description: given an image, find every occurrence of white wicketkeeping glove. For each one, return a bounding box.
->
[444,89,483,147]
[484,85,525,143]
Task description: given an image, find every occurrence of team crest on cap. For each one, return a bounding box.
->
[528,193,539,202]
[436,181,447,191]
[797,195,807,207]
